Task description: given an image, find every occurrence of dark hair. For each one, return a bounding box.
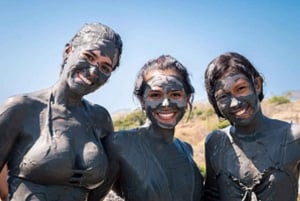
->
[61,22,123,71]
[204,52,264,118]
[134,54,195,112]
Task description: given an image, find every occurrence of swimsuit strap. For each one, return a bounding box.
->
[224,127,291,201]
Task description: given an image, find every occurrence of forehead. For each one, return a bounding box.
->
[144,69,181,81]
[215,72,250,91]
[144,75,184,93]
[75,40,117,67]
[143,69,184,91]
[77,39,115,51]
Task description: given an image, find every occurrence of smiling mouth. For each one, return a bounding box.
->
[157,112,176,119]
[77,72,92,85]
[235,108,246,116]
[233,106,251,118]
[155,110,178,122]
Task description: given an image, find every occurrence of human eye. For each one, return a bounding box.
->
[215,92,228,102]
[148,91,163,99]
[169,91,184,99]
[235,82,250,94]
[99,63,113,76]
[237,85,246,92]
[82,52,96,63]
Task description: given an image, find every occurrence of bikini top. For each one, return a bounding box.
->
[210,124,298,201]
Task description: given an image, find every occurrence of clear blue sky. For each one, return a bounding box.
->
[1,0,299,113]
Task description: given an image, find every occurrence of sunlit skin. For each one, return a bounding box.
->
[0,164,7,201]
[142,70,188,130]
[214,71,262,130]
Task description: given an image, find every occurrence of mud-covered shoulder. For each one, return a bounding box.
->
[83,99,112,121]
[174,138,193,155]
[0,92,45,115]
[0,93,46,158]
[83,99,114,135]
[111,127,146,145]
[290,123,300,141]
[205,126,230,146]
[103,127,145,152]
[267,118,300,142]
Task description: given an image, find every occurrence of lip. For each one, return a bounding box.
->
[232,106,249,118]
[77,72,92,85]
[155,109,178,122]
[235,108,246,116]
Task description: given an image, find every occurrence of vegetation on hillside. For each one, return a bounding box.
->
[114,109,146,130]
[268,95,290,105]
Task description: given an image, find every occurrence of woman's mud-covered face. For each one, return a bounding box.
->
[61,43,114,96]
[214,72,260,126]
[142,70,188,129]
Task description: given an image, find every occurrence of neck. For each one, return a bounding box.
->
[148,123,175,143]
[232,108,267,136]
[51,82,83,107]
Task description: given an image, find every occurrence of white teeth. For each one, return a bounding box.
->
[78,73,92,85]
[158,113,174,119]
[236,109,246,116]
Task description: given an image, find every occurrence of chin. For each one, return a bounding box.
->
[233,118,252,127]
[156,120,177,129]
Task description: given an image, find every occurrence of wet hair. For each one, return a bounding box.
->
[204,52,264,118]
[134,54,195,113]
[61,22,123,71]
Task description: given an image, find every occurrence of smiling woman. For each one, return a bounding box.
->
[0,22,123,201]
[88,55,204,201]
[203,52,300,201]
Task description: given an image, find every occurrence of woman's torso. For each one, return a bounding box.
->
[208,121,300,201]
[7,94,110,200]
[111,128,203,201]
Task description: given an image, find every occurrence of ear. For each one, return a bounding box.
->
[64,43,72,55]
[254,77,262,95]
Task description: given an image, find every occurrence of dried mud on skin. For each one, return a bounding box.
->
[104,191,124,201]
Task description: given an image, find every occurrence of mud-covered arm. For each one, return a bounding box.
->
[290,123,300,148]
[286,123,300,172]
[87,133,121,201]
[204,132,221,201]
[0,164,8,201]
[87,101,114,138]
[0,96,25,170]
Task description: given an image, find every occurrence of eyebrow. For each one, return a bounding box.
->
[85,50,97,56]
[234,76,248,83]
[86,50,113,67]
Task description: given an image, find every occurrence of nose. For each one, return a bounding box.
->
[230,97,240,107]
[89,65,99,79]
[89,65,97,73]
[162,98,170,107]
